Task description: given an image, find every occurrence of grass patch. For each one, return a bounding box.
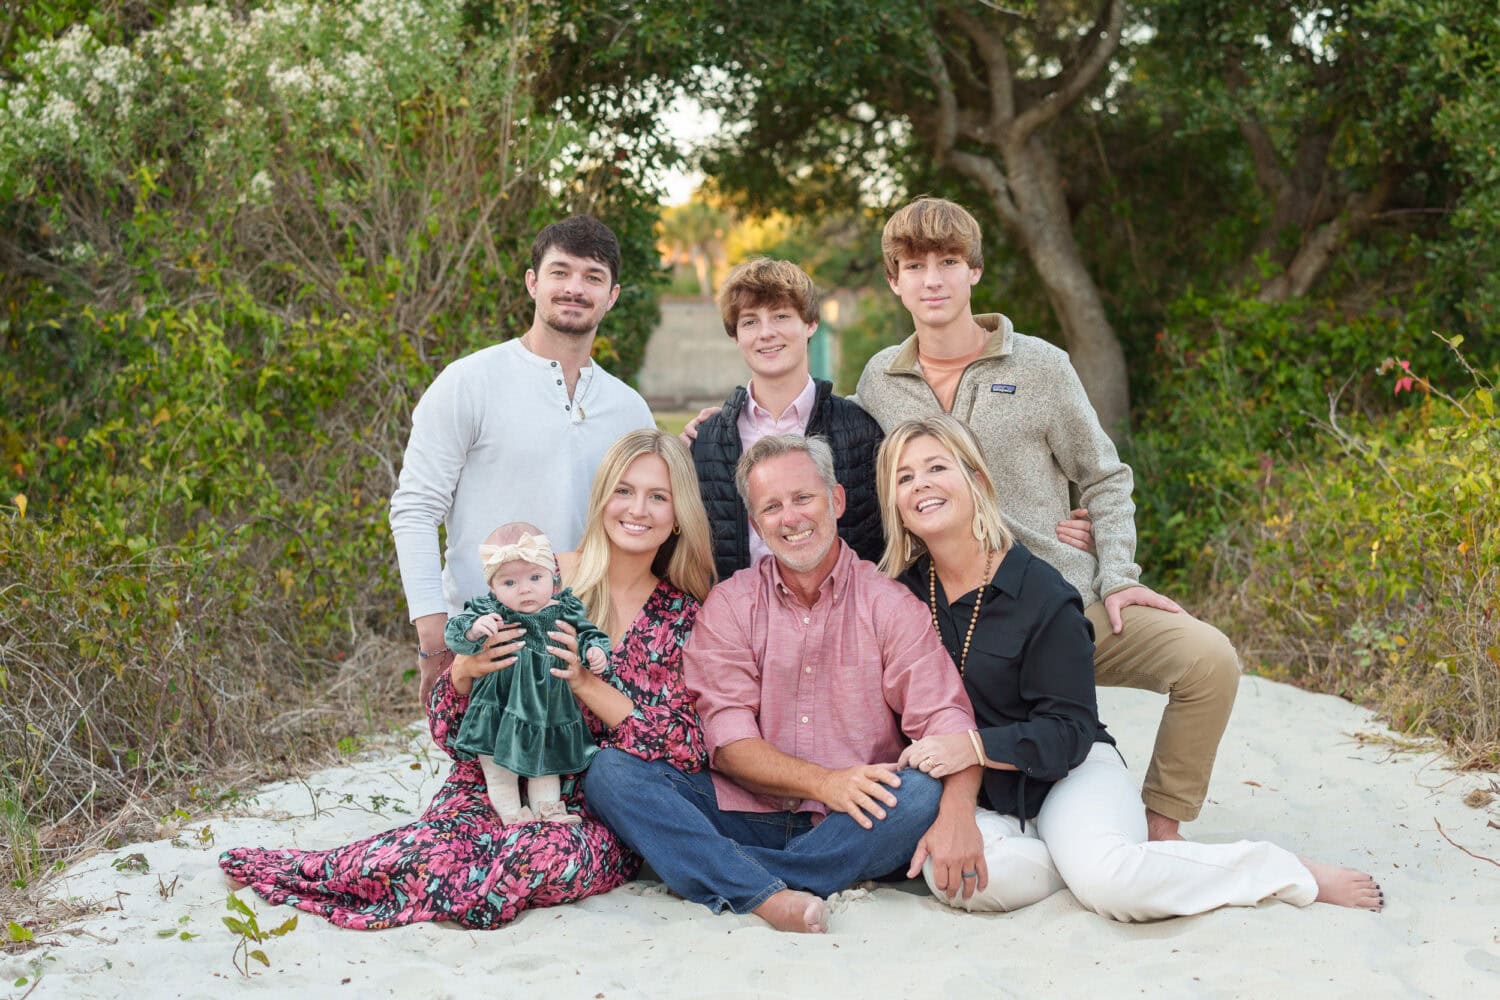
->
[653,410,701,437]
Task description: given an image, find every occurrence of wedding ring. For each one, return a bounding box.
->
[961,870,978,879]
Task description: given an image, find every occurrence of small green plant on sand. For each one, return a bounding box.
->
[110,854,150,875]
[222,895,297,977]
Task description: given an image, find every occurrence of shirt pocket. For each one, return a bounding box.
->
[963,628,1029,702]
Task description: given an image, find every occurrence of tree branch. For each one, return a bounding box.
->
[922,35,960,159]
[1011,0,1124,143]
[1235,112,1294,211]
[949,150,1021,231]
[1257,164,1403,302]
[922,31,1019,228]
[945,4,1016,135]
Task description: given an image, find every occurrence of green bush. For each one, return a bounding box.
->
[1204,346,1498,761]
[0,0,667,892]
[836,290,908,395]
[0,304,411,887]
[1124,293,1460,585]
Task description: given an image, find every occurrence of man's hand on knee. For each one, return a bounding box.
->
[818,763,902,830]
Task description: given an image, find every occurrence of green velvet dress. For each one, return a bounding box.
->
[445,588,608,777]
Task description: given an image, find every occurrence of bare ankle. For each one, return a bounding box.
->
[1146,809,1183,842]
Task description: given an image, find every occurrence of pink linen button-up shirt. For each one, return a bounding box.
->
[737,377,818,567]
[684,541,977,815]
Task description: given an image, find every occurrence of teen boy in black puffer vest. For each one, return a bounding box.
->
[688,258,884,580]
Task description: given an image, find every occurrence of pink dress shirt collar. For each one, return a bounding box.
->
[738,377,818,566]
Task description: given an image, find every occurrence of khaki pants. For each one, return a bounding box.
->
[1085,603,1240,823]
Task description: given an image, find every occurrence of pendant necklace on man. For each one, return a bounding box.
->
[928,549,995,675]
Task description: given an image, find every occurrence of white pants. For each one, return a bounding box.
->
[926,743,1318,922]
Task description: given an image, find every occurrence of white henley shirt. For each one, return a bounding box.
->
[389,337,654,621]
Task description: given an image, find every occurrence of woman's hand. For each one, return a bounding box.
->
[1055,507,1095,553]
[898,732,981,778]
[546,621,595,693]
[450,623,523,696]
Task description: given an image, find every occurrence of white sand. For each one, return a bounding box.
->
[6,676,1498,999]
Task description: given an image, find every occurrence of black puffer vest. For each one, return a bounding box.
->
[691,380,885,580]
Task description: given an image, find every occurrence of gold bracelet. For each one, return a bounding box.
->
[418,647,454,660]
[967,730,988,768]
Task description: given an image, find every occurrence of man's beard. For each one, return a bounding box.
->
[545,300,598,336]
[768,528,835,574]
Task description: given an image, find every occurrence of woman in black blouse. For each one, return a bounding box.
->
[875,414,1381,920]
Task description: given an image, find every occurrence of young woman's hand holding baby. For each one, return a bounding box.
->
[450,623,524,695]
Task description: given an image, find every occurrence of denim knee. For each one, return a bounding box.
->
[581,747,638,814]
[895,768,943,814]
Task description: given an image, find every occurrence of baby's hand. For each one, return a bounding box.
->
[466,613,506,641]
[584,646,608,676]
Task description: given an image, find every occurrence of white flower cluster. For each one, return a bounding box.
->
[236,169,276,207]
[2,24,148,153]
[0,0,465,176]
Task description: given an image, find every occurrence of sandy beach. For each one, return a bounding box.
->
[6,675,1497,999]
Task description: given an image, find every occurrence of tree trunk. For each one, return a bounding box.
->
[1004,137,1131,438]
[690,246,712,299]
[922,0,1129,436]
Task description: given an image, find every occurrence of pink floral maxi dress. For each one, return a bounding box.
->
[218,582,705,929]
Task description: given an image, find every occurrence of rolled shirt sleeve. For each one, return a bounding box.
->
[874,587,977,741]
[683,586,766,763]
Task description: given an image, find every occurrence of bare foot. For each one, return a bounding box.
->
[1301,858,1383,912]
[753,889,828,933]
[1146,809,1184,842]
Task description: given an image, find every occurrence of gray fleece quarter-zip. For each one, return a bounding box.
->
[853,313,1141,606]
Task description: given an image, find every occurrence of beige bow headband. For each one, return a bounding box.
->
[479,532,555,582]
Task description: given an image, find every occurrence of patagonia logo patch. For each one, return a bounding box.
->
[991,383,1017,394]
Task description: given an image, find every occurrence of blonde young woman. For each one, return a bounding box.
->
[222,430,716,929]
[875,414,1382,921]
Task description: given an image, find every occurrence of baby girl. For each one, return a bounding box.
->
[444,522,609,824]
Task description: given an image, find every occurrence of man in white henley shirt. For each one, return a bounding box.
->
[389,216,654,704]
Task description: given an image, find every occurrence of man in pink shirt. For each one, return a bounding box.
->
[584,435,984,933]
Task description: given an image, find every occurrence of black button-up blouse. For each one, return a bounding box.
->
[899,542,1115,821]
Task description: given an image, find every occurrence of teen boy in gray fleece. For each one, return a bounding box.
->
[855,197,1239,842]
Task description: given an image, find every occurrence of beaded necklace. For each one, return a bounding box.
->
[927,548,995,675]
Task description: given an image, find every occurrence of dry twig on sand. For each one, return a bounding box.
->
[1434,817,1500,867]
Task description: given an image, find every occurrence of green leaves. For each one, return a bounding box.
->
[223,895,298,977]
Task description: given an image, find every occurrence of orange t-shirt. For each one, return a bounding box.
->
[918,341,986,412]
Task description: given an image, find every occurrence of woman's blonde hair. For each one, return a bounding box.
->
[875,414,1013,576]
[571,429,715,631]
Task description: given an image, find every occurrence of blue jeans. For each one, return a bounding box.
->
[583,748,942,914]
